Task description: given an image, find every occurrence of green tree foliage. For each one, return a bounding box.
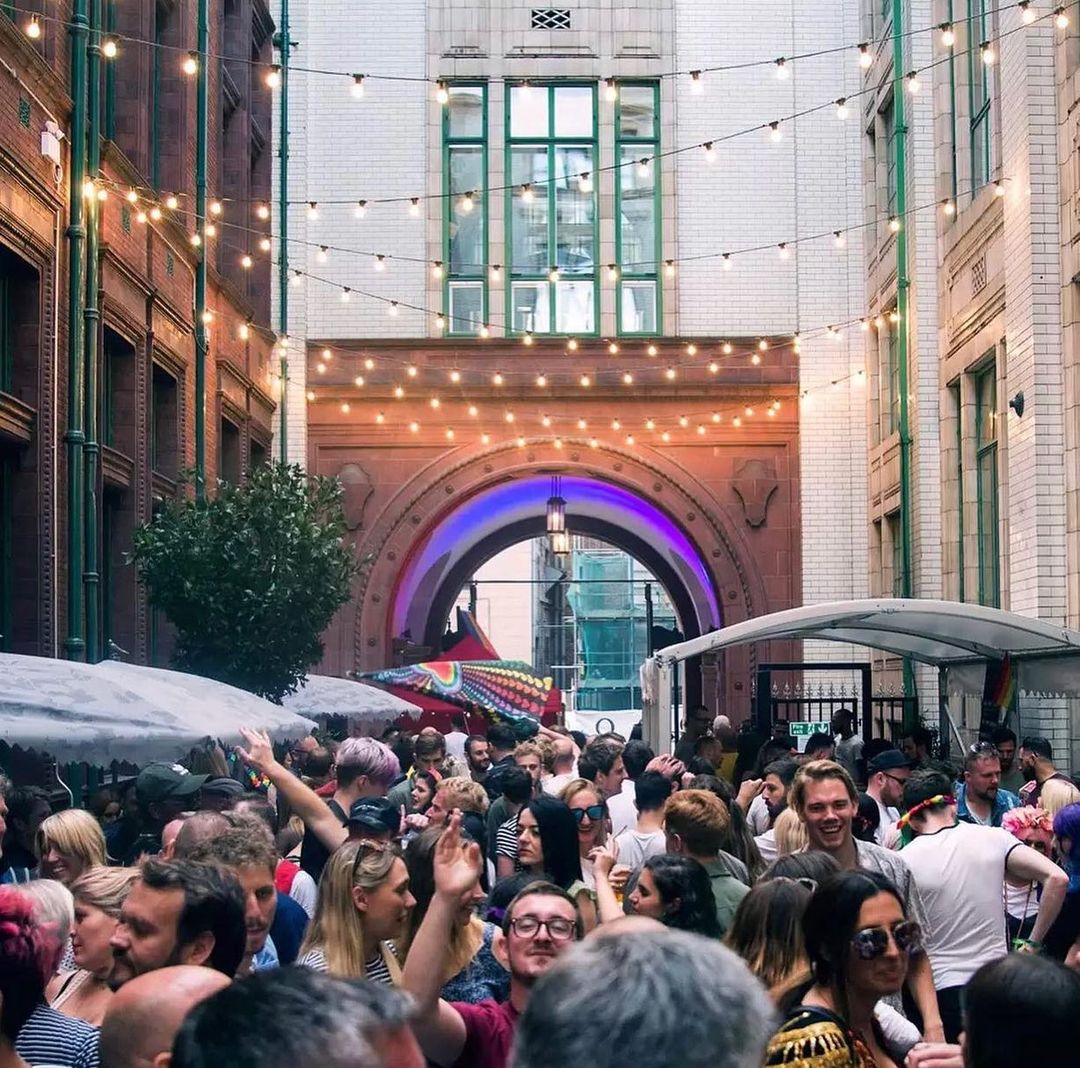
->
[132,464,357,702]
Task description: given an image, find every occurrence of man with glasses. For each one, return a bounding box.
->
[956,741,1020,827]
[403,813,581,1068]
[865,749,912,845]
[899,770,1067,1042]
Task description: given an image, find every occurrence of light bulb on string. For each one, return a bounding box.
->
[430,397,440,409]
[994,181,1006,197]
[622,371,634,385]
[758,339,769,352]
[149,206,162,221]
[708,361,719,374]
[647,343,658,357]
[981,42,995,65]
[580,374,592,388]
[290,270,302,286]
[97,187,108,202]
[321,348,332,361]
[493,371,504,386]
[317,245,328,263]
[604,78,618,102]
[406,365,418,378]
[836,98,849,120]
[340,287,350,302]
[522,332,534,346]
[504,410,515,423]
[469,405,479,417]
[942,198,956,216]
[241,254,253,269]
[690,70,704,93]
[190,232,202,247]
[478,323,490,339]
[834,231,846,248]
[459,190,475,213]
[548,266,560,282]
[1020,1,1037,24]
[394,386,405,399]
[567,338,579,351]
[490,264,502,280]
[697,424,706,435]
[448,370,460,384]
[733,416,742,427]
[637,157,650,176]
[579,172,593,192]
[375,412,386,424]
[481,432,491,445]
[722,342,733,355]
[445,428,456,441]
[722,253,733,271]
[409,197,420,217]
[256,202,270,220]
[432,261,444,278]
[306,390,316,402]
[686,343,697,356]
[775,57,789,80]
[1057,6,1070,28]
[665,367,677,380]
[520,184,534,203]
[711,412,721,423]
[607,264,619,281]
[625,435,636,446]
[341,403,350,414]
[661,431,671,443]
[536,373,547,388]
[778,242,790,260]
[589,438,599,449]
[679,415,690,428]
[517,436,527,448]
[703,141,716,162]
[541,414,552,428]
[204,222,216,238]
[940,23,955,47]
[265,65,281,88]
[409,421,420,433]
[768,121,782,143]
[351,74,365,98]
[126,189,138,204]
[373,254,385,271]
[355,375,366,387]
[355,200,368,218]
[664,260,675,278]
[165,194,179,210]
[858,43,872,69]
[387,301,399,317]
[751,353,761,365]
[905,71,920,93]
[24,13,41,38]
[611,419,621,430]
[436,81,449,105]
[182,51,198,75]
[136,210,147,224]
[103,37,118,57]
[608,341,619,354]
[239,321,250,340]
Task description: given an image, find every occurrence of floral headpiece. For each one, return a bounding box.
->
[896,794,955,831]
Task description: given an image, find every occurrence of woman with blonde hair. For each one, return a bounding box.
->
[560,778,609,890]
[297,840,415,983]
[402,827,507,1003]
[1039,778,1080,819]
[36,809,106,885]
[773,807,809,856]
[46,867,138,1025]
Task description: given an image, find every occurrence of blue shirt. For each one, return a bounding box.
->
[270,890,308,964]
[955,782,1020,827]
[15,1003,99,1068]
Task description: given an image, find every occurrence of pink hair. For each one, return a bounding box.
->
[1002,806,1054,844]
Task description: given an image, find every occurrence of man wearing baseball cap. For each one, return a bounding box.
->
[200,777,246,812]
[347,797,401,843]
[123,763,208,863]
[865,748,912,846]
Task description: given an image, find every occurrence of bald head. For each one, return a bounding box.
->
[586,915,667,941]
[173,812,230,860]
[160,818,187,860]
[100,965,231,1068]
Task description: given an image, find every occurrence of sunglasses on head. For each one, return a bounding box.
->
[851,920,922,960]
[571,804,606,824]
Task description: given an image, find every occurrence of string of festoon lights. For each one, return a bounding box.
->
[33,0,1070,215]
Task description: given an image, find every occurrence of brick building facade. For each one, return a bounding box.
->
[0,1,276,663]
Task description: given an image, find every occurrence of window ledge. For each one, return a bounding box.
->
[0,391,34,447]
[101,445,135,491]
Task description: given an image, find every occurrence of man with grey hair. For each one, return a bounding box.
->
[171,968,424,1068]
[511,928,775,1068]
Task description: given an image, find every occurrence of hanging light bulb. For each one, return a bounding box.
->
[994,180,1006,197]
[291,270,303,286]
[436,81,450,104]
[775,57,789,80]
[604,77,618,101]
[430,396,441,409]
[1020,1,1037,24]
[751,353,761,365]
[460,190,475,213]
[664,260,676,278]
[322,348,332,361]
[394,385,405,398]
[307,201,319,219]
[625,434,636,445]
[355,199,368,218]
[858,43,872,69]
[306,390,316,402]
[941,198,956,216]
[580,374,591,387]
[241,254,253,269]
[607,264,619,281]
[409,421,420,433]
[665,367,677,380]
[406,364,418,378]
[647,343,658,356]
[125,189,138,205]
[733,416,742,427]
[365,357,375,370]
[504,409,515,422]
[432,260,444,278]
[679,415,690,428]
[340,287,351,302]
[340,402,351,414]
[149,206,162,221]
[239,321,251,340]
[265,64,281,88]
[481,432,491,445]
[703,141,716,162]
[708,361,719,374]
[183,51,198,75]
[256,202,270,220]
[351,73,365,97]
[758,339,768,351]
[567,338,579,351]
[778,242,790,260]
[1057,6,1070,27]
[888,216,901,233]
[522,331,534,346]
[204,222,216,238]
[834,230,846,248]
[661,431,671,443]
[103,37,118,57]
[25,13,41,38]
[517,436,527,448]
[711,411,721,423]
[722,253,733,270]
[520,183,534,203]
[493,371,504,386]
[387,301,399,317]
[608,341,619,354]
[490,264,502,280]
[136,210,148,224]
[722,341,733,355]
[373,253,385,271]
[637,157,650,176]
[536,373,547,388]
[478,323,490,338]
[686,343,697,356]
[190,232,202,247]
[981,42,995,64]
[409,197,420,217]
[579,171,593,193]
[541,414,552,428]
[469,405,479,417]
[612,418,622,430]
[622,371,634,385]
[906,71,920,93]
[548,266,560,282]
[836,97,849,120]
[768,121,782,142]
[589,437,599,449]
[689,69,704,93]
[375,411,386,424]
[355,375,366,387]
[940,22,955,47]
[317,245,328,263]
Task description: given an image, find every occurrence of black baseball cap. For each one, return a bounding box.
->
[136,762,209,804]
[347,797,400,837]
[201,776,246,800]
[868,750,913,773]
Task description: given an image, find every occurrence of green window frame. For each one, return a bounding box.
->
[967,0,992,192]
[883,99,898,218]
[887,512,904,597]
[885,316,900,436]
[946,0,958,203]
[615,81,661,337]
[951,382,965,602]
[443,83,488,336]
[505,82,599,337]
[975,362,999,607]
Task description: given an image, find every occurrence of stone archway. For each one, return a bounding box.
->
[350,437,776,717]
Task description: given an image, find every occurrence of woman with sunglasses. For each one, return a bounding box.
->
[559,779,609,889]
[516,795,597,931]
[297,839,415,983]
[766,870,923,1067]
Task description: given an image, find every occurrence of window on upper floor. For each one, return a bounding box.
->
[974,360,999,607]
[616,83,660,336]
[882,98,898,218]
[967,0,993,192]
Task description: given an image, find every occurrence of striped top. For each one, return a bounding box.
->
[495,814,520,864]
[15,1003,99,1068]
[297,942,396,984]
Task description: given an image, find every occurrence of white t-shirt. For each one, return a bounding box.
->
[747,794,770,834]
[289,868,318,917]
[901,821,1017,990]
[835,734,864,781]
[755,828,778,865]
[613,827,666,873]
[607,780,637,838]
[445,731,468,759]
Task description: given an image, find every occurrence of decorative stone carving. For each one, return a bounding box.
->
[732,458,779,528]
[337,463,374,532]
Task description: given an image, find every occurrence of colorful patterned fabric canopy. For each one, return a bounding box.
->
[360,659,552,729]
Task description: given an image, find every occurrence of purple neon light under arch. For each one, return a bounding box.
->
[391,475,720,635]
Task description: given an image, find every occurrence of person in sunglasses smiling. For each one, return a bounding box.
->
[766,870,923,1067]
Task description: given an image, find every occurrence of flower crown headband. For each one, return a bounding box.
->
[896,794,955,831]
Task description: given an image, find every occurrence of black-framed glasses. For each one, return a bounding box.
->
[882,772,909,788]
[571,804,606,824]
[851,920,922,960]
[510,915,576,941]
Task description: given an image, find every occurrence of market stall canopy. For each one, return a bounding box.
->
[280,675,423,724]
[0,653,316,767]
[647,599,1080,696]
[359,659,553,732]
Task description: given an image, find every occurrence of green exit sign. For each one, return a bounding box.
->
[787,721,823,736]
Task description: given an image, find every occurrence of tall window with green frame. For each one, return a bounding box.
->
[967,0,992,191]
[444,84,487,335]
[507,83,597,335]
[615,83,660,335]
[975,362,999,607]
[885,316,900,435]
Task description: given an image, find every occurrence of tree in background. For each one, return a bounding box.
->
[132,464,357,702]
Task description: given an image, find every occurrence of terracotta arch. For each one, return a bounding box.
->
[352,438,773,717]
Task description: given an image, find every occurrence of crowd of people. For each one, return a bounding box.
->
[0,707,1079,1067]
